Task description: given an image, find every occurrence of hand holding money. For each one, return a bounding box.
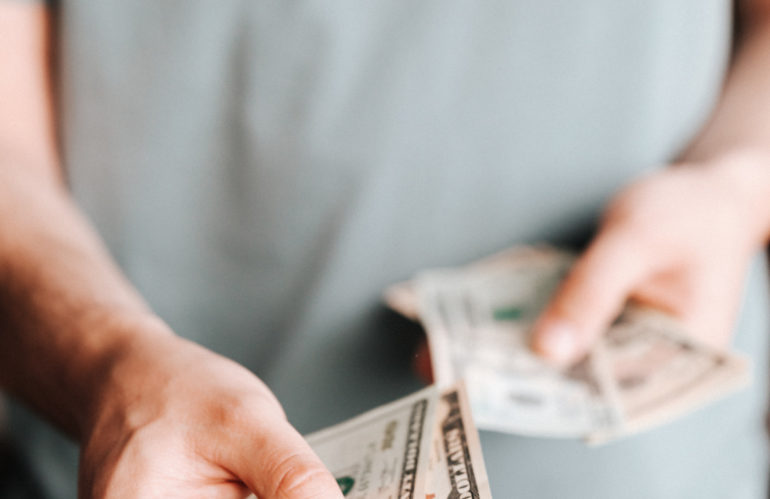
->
[386,246,750,443]
[79,333,344,499]
[247,383,492,499]
[532,164,765,365]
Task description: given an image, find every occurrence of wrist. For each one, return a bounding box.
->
[690,149,770,248]
[75,313,178,439]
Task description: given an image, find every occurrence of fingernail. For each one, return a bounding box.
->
[536,321,578,365]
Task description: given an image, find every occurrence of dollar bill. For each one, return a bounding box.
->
[588,308,749,443]
[384,246,557,323]
[424,383,492,499]
[384,281,421,322]
[388,246,750,442]
[304,385,438,498]
[247,384,492,498]
[414,248,620,437]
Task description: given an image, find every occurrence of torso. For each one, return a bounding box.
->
[13,1,768,497]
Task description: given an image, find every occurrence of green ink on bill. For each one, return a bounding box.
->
[493,306,526,321]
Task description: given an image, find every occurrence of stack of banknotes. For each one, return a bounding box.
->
[385,246,750,444]
[250,383,492,498]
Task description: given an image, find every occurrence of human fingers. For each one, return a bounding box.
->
[531,228,651,366]
[219,412,344,499]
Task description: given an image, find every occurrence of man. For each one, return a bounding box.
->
[2,1,770,497]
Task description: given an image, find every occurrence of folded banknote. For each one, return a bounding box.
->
[386,246,749,443]
[249,383,492,498]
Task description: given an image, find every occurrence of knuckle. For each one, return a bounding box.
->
[212,395,253,427]
[210,394,275,432]
[216,389,285,424]
[269,453,334,498]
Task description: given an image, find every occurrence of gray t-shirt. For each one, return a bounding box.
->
[9,1,770,497]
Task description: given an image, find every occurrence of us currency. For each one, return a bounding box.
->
[588,308,749,443]
[424,384,492,499]
[387,246,749,442]
[304,385,437,499]
[249,383,492,499]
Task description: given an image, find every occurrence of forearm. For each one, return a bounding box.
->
[0,4,177,441]
[0,163,342,499]
[0,163,173,438]
[686,13,770,163]
[679,13,770,244]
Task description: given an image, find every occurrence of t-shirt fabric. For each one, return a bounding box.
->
[8,1,770,497]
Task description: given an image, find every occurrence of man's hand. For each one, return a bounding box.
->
[0,6,341,497]
[531,1,770,367]
[79,331,343,499]
[532,156,770,366]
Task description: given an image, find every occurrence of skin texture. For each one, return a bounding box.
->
[1,1,770,498]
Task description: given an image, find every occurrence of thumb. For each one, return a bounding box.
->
[531,230,649,366]
[224,414,344,499]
